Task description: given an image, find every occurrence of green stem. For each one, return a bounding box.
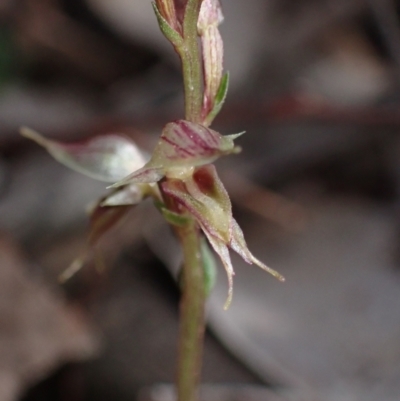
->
[176,2,206,399]
[157,1,206,399]
[175,1,206,399]
[180,0,204,122]
[176,220,205,401]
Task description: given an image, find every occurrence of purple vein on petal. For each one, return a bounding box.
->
[161,136,195,157]
[203,125,219,147]
[176,120,216,154]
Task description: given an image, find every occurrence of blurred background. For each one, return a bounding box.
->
[1,0,400,400]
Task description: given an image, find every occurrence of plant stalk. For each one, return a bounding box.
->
[160,1,206,400]
[180,0,204,123]
[176,221,205,401]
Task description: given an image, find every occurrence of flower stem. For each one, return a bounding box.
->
[160,1,206,400]
[176,220,205,401]
[175,1,206,398]
[180,0,204,123]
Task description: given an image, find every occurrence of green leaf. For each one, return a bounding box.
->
[200,237,217,297]
[21,127,146,183]
[205,71,229,125]
[152,2,183,47]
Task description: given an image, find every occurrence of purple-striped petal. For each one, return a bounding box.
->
[110,120,242,188]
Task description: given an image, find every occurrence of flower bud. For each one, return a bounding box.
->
[201,26,223,115]
[155,0,179,31]
[197,0,224,117]
[197,0,223,35]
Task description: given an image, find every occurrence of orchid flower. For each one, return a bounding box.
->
[21,118,284,307]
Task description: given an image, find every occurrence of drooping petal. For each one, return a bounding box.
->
[201,228,234,310]
[110,120,242,188]
[59,201,132,282]
[230,219,285,282]
[21,127,147,182]
[87,202,131,247]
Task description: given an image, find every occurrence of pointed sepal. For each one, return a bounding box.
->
[230,219,285,282]
[21,127,147,183]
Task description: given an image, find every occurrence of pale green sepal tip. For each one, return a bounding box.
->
[226,131,245,141]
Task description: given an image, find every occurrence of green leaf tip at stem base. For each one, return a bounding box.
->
[200,237,217,297]
[177,236,217,298]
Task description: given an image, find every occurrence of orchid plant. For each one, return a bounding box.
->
[21,1,284,400]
